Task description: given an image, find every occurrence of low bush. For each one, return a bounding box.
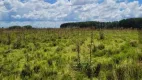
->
[99,31,105,40]
[130,40,138,47]
[97,44,105,50]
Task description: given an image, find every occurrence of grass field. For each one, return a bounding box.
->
[0,29,142,80]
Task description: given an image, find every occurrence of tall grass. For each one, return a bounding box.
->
[0,28,141,80]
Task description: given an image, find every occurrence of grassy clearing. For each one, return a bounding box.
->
[0,29,141,80]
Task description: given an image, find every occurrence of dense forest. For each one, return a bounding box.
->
[60,18,142,29]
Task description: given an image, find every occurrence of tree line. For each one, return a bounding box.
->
[7,25,33,29]
[60,18,142,29]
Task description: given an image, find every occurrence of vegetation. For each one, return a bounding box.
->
[60,18,142,29]
[0,28,142,80]
[8,25,33,29]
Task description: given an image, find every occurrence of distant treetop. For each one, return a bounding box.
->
[8,25,33,29]
[60,18,142,29]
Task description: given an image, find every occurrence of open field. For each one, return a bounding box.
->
[0,29,142,80]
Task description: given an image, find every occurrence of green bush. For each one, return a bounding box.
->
[97,44,105,50]
[20,65,32,79]
[130,40,138,47]
[23,25,33,29]
[8,25,21,29]
[99,31,105,40]
[12,41,21,49]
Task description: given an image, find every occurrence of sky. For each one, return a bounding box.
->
[0,0,142,28]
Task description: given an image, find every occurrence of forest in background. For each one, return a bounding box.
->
[60,18,142,29]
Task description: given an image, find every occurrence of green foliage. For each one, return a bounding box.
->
[23,25,33,29]
[20,64,32,79]
[0,29,141,80]
[8,25,33,29]
[130,40,138,47]
[8,25,21,29]
[12,36,22,49]
[99,30,105,40]
[60,18,142,29]
[97,44,105,50]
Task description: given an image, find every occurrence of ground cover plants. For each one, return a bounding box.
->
[0,28,142,80]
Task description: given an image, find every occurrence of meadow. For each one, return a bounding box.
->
[0,28,142,80]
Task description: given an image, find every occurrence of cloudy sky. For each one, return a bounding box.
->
[0,0,142,28]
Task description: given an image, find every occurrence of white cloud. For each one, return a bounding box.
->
[0,0,142,27]
[70,0,98,5]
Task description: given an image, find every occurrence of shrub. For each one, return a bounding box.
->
[106,71,115,80]
[34,42,40,49]
[106,49,113,56]
[23,25,33,29]
[83,63,101,78]
[99,31,105,40]
[94,49,106,57]
[97,44,105,50]
[48,59,53,66]
[130,40,138,47]
[93,63,101,77]
[12,41,21,49]
[116,67,125,80]
[115,64,142,80]
[46,71,57,77]
[53,42,57,46]
[112,55,122,64]
[62,74,72,80]
[12,35,22,49]
[138,53,142,62]
[72,46,76,52]
[33,65,40,73]
[44,48,48,52]
[92,45,97,52]
[107,49,120,56]
[8,25,21,29]
[56,46,63,52]
[4,49,11,54]
[6,34,11,45]
[20,65,32,79]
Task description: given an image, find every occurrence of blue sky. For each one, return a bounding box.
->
[0,0,142,27]
[45,0,57,4]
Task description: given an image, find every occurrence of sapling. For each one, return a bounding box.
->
[89,30,93,80]
[13,34,21,49]
[99,29,105,40]
[7,33,11,45]
[90,31,93,65]
[77,42,81,69]
[76,30,81,70]
[22,33,26,43]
